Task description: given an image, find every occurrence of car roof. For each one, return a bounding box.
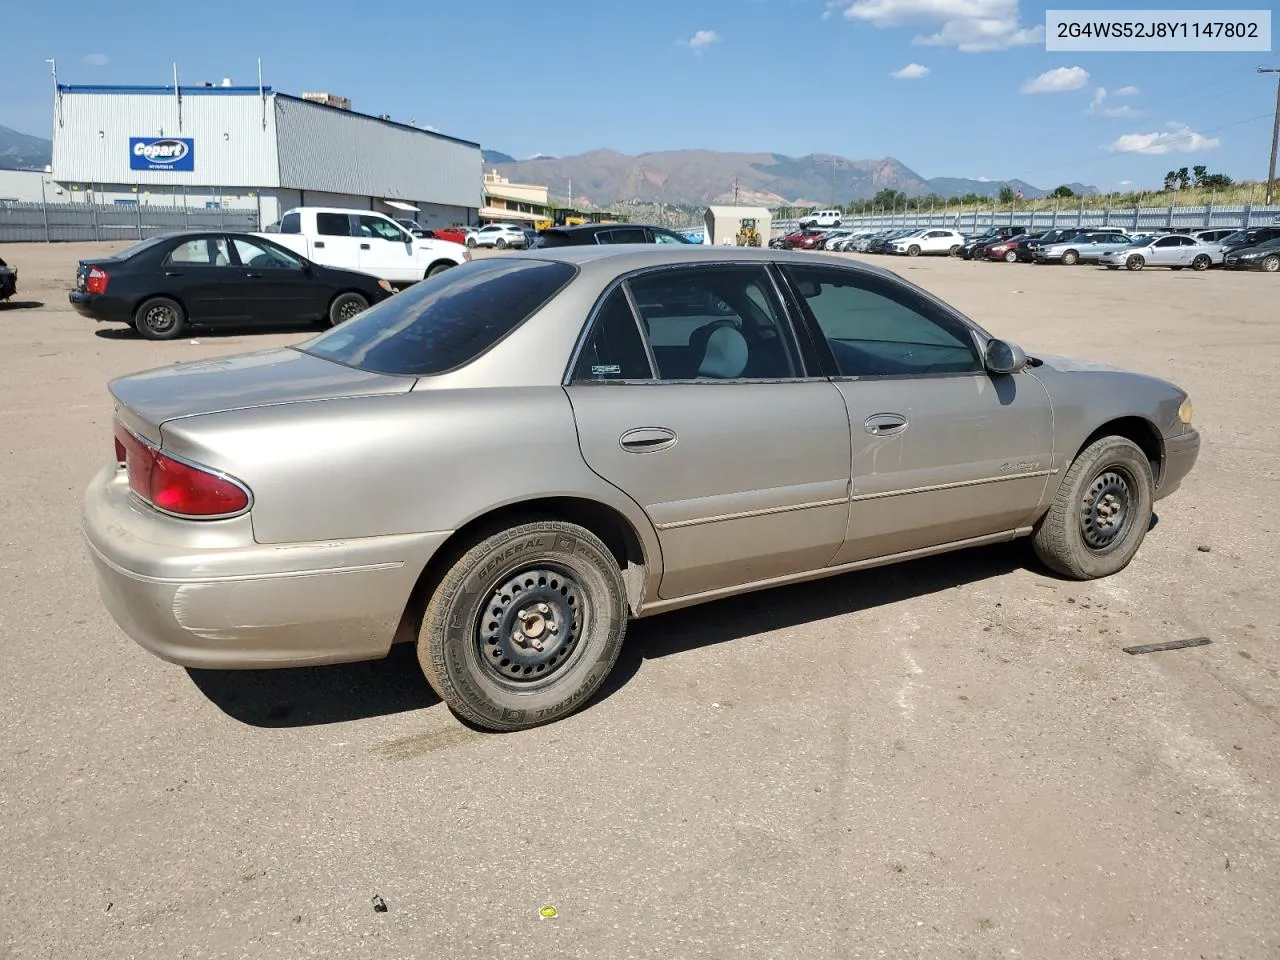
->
[546,223,670,234]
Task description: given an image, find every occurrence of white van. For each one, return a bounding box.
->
[263,207,469,285]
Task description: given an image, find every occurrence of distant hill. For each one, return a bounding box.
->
[0,125,52,171]
[488,148,1099,207]
[481,149,516,165]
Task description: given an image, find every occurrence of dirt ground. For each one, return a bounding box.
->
[1,240,1277,960]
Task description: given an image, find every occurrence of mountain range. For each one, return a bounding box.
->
[1,125,1095,205]
[484,149,1098,207]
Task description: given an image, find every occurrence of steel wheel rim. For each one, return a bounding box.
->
[338,298,364,321]
[475,565,587,688]
[1080,467,1135,552]
[145,304,177,332]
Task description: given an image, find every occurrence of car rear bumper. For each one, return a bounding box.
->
[81,464,450,669]
[1157,426,1200,500]
[69,290,133,323]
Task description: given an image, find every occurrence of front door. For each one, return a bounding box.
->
[227,235,324,323]
[355,214,417,283]
[778,263,1055,565]
[1147,235,1196,266]
[565,264,852,600]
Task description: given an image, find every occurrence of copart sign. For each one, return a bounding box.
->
[129,137,195,172]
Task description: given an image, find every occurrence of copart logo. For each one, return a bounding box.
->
[134,139,189,162]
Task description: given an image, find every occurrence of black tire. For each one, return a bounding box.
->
[1191,254,1211,271]
[418,520,628,732]
[1125,254,1145,271]
[495,238,507,249]
[328,291,368,326]
[907,244,921,257]
[133,296,186,341]
[1262,255,1280,273]
[1032,435,1154,580]
[1004,249,1018,262]
[466,237,477,249]
[426,261,454,279]
[833,219,842,228]
[1061,249,1079,266]
[949,244,961,257]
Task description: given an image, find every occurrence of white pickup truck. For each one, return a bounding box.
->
[262,207,469,285]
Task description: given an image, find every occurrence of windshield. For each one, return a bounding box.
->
[297,258,577,377]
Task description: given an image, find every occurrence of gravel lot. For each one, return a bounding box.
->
[1,240,1277,960]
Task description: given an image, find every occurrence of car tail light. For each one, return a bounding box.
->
[85,266,109,294]
[113,420,251,518]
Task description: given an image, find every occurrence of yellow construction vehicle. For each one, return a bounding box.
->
[736,218,761,247]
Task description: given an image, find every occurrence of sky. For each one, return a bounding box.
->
[1,0,1276,192]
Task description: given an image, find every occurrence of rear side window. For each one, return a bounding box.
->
[280,213,301,234]
[316,213,351,237]
[298,259,577,376]
[534,230,573,247]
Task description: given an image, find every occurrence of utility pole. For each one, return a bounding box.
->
[1261,67,1280,205]
[733,174,739,206]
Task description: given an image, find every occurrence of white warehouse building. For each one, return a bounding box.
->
[49,83,482,229]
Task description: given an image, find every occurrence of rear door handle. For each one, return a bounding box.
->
[864,413,908,436]
[360,243,371,250]
[245,272,263,278]
[619,427,677,453]
[164,270,182,277]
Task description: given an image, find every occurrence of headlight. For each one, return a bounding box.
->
[1178,398,1193,424]
[377,278,393,293]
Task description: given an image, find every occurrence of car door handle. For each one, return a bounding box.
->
[360,243,371,250]
[864,413,908,436]
[164,270,182,277]
[245,272,263,278]
[313,241,325,249]
[619,427,677,453]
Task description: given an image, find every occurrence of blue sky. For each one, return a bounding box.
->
[1,0,1275,192]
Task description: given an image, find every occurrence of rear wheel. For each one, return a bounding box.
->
[1061,249,1080,266]
[1263,254,1280,273]
[418,520,628,732]
[466,237,477,249]
[1032,435,1154,580]
[133,296,186,341]
[1191,254,1211,271]
[949,244,961,256]
[328,291,368,326]
[1125,254,1145,271]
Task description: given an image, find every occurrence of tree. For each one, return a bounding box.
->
[1176,167,1191,190]
[1163,170,1178,191]
[1199,172,1233,190]
[871,188,907,209]
[998,184,1016,204]
[1052,184,1076,198]
[1192,165,1208,188]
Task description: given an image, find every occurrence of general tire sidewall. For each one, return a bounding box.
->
[1060,440,1154,578]
[426,526,626,729]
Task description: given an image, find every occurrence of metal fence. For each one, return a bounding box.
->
[0,202,260,243]
[772,203,1280,236]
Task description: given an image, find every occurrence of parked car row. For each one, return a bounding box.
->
[777,222,1280,274]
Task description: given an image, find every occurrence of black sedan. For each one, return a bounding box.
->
[531,223,697,247]
[1222,236,1280,272]
[69,231,395,340]
[1219,226,1280,257]
[0,256,16,301]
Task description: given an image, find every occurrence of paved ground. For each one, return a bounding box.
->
[1,241,1277,960]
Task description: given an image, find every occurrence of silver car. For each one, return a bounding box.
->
[1098,234,1223,271]
[83,246,1200,731]
[1033,231,1135,265]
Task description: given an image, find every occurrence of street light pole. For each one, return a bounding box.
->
[1261,67,1280,205]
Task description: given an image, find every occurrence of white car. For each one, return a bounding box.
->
[890,228,965,257]
[470,224,529,249]
[799,208,844,228]
[265,207,469,285]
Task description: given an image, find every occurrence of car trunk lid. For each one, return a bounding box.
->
[109,347,415,442]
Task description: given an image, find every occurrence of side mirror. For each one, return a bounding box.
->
[984,338,1027,374]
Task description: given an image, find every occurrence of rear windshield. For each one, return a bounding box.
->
[297,258,577,377]
[532,230,573,248]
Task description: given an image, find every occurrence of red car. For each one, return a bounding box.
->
[983,234,1033,262]
[434,225,473,246]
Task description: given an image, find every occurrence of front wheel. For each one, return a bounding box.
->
[1125,254,1145,271]
[418,520,628,731]
[1004,249,1018,263]
[907,245,921,257]
[495,238,507,249]
[134,296,187,340]
[1032,435,1154,580]
[328,291,368,326]
[1061,250,1079,266]
[1191,254,1211,271]
[426,261,454,278]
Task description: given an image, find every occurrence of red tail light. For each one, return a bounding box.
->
[113,420,250,518]
[85,266,109,294]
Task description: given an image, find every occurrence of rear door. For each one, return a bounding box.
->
[158,235,248,322]
[595,227,649,244]
[566,263,852,600]
[778,262,1054,564]
[309,212,364,272]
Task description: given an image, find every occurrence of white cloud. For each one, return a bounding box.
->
[892,62,930,78]
[1108,122,1220,156]
[1103,105,1141,118]
[84,53,109,67]
[1089,86,1107,110]
[976,176,992,182]
[684,29,721,52]
[1021,66,1089,93]
[835,0,1043,51]
[1115,85,1140,96]
[1119,180,1133,186]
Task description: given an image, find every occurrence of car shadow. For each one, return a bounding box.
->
[94,322,321,341]
[188,539,1040,730]
[0,300,44,311]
